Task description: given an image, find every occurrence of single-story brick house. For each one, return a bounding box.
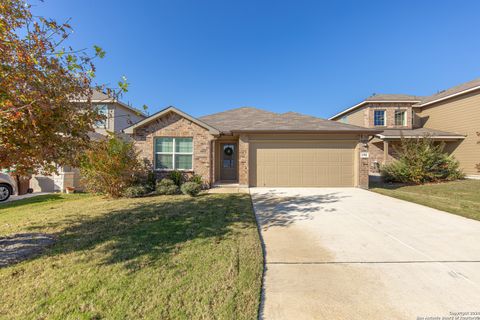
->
[124,107,379,188]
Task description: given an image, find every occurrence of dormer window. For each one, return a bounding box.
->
[373,110,386,126]
[394,110,407,126]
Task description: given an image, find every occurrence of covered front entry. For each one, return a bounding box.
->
[250,141,357,187]
[219,142,238,182]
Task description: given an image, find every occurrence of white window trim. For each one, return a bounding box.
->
[154,137,194,171]
[374,109,386,126]
[94,104,109,129]
[394,110,407,126]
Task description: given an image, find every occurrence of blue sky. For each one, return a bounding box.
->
[34,0,480,118]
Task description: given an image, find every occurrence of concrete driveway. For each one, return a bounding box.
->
[251,187,480,320]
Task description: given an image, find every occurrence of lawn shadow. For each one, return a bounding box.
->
[251,190,349,230]
[0,194,66,210]
[14,194,255,271]
[0,233,56,268]
[369,181,409,190]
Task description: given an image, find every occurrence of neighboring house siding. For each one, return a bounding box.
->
[334,103,414,129]
[417,91,480,175]
[366,103,413,129]
[93,103,145,134]
[113,104,145,132]
[31,102,146,193]
[132,111,215,184]
[341,107,366,126]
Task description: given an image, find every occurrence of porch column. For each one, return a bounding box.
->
[383,140,389,164]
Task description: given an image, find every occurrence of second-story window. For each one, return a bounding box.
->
[373,110,386,126]
[394,110,407,126]
[95,104,108,128]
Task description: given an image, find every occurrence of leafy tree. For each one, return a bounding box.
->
[0,0,127,175]
[80,134,147,198]
[381,136,464,184]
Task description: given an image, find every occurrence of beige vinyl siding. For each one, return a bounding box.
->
[336,107,366,126]
[249,140,357,187]
[113,103,145,132]
[417,91,480,175]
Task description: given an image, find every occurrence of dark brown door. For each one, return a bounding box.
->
[220,143,238,181]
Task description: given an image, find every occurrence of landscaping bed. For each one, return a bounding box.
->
[370,179,480,222]
[0,193,263,319]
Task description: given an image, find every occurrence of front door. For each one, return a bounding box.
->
[220,143,238,181]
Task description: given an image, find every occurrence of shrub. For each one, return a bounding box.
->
[381,136,464,184]
[80,134,146,198]
[145,171,156,192]
[189,174,203,185]
[181,182,202,197]
[167,170,186,186]
[122,185,149,198]
[156,179,180,195]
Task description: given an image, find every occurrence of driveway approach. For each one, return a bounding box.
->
[251,188,480,320]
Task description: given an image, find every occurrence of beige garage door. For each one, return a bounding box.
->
[251,141,356,187]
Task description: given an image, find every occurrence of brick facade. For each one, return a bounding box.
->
[366,103,413,129]
[358,135,370,188]
[130,111,371,188]
[132,111,215,185]
[368,139,400,173]
[238,135,249,186]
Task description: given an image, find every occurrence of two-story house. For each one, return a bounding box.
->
[329,78,480,178]
[31,90,147,192]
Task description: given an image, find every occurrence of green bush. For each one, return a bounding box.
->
[80,133,147,198]
[189,174,203,185]
[156,178,180,195]
[180,182,202,197]
[122,185,150,198]
[381,136,464,184]
[167,170,186,186]
[144,171,156,192]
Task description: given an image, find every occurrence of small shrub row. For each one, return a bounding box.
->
[180,181,202,197]
[122,185,150,198]
[156,179,179,195]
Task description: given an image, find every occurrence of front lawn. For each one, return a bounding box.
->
[370,179,480,221]
[0,193,263,319]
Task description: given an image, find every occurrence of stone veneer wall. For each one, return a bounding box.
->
[131,111,216,185]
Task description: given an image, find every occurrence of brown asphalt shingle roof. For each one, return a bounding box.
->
[199,107,377,133]
[416,77,480,106]
[332,78,480,119]
[378,127,465,138]
[365,94,423,102]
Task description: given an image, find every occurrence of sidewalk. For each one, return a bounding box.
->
[2,192,52,203]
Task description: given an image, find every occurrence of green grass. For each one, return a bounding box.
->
[0,193,263,320]
[370,179,480,221]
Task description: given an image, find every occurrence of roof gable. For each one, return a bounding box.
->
[415,78,480,107]
[200,107,377,133]
[123,106,220,134]
[330,77,480,119]
[329,95,422,120]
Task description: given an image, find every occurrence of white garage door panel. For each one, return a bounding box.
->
[251,141,356,187]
